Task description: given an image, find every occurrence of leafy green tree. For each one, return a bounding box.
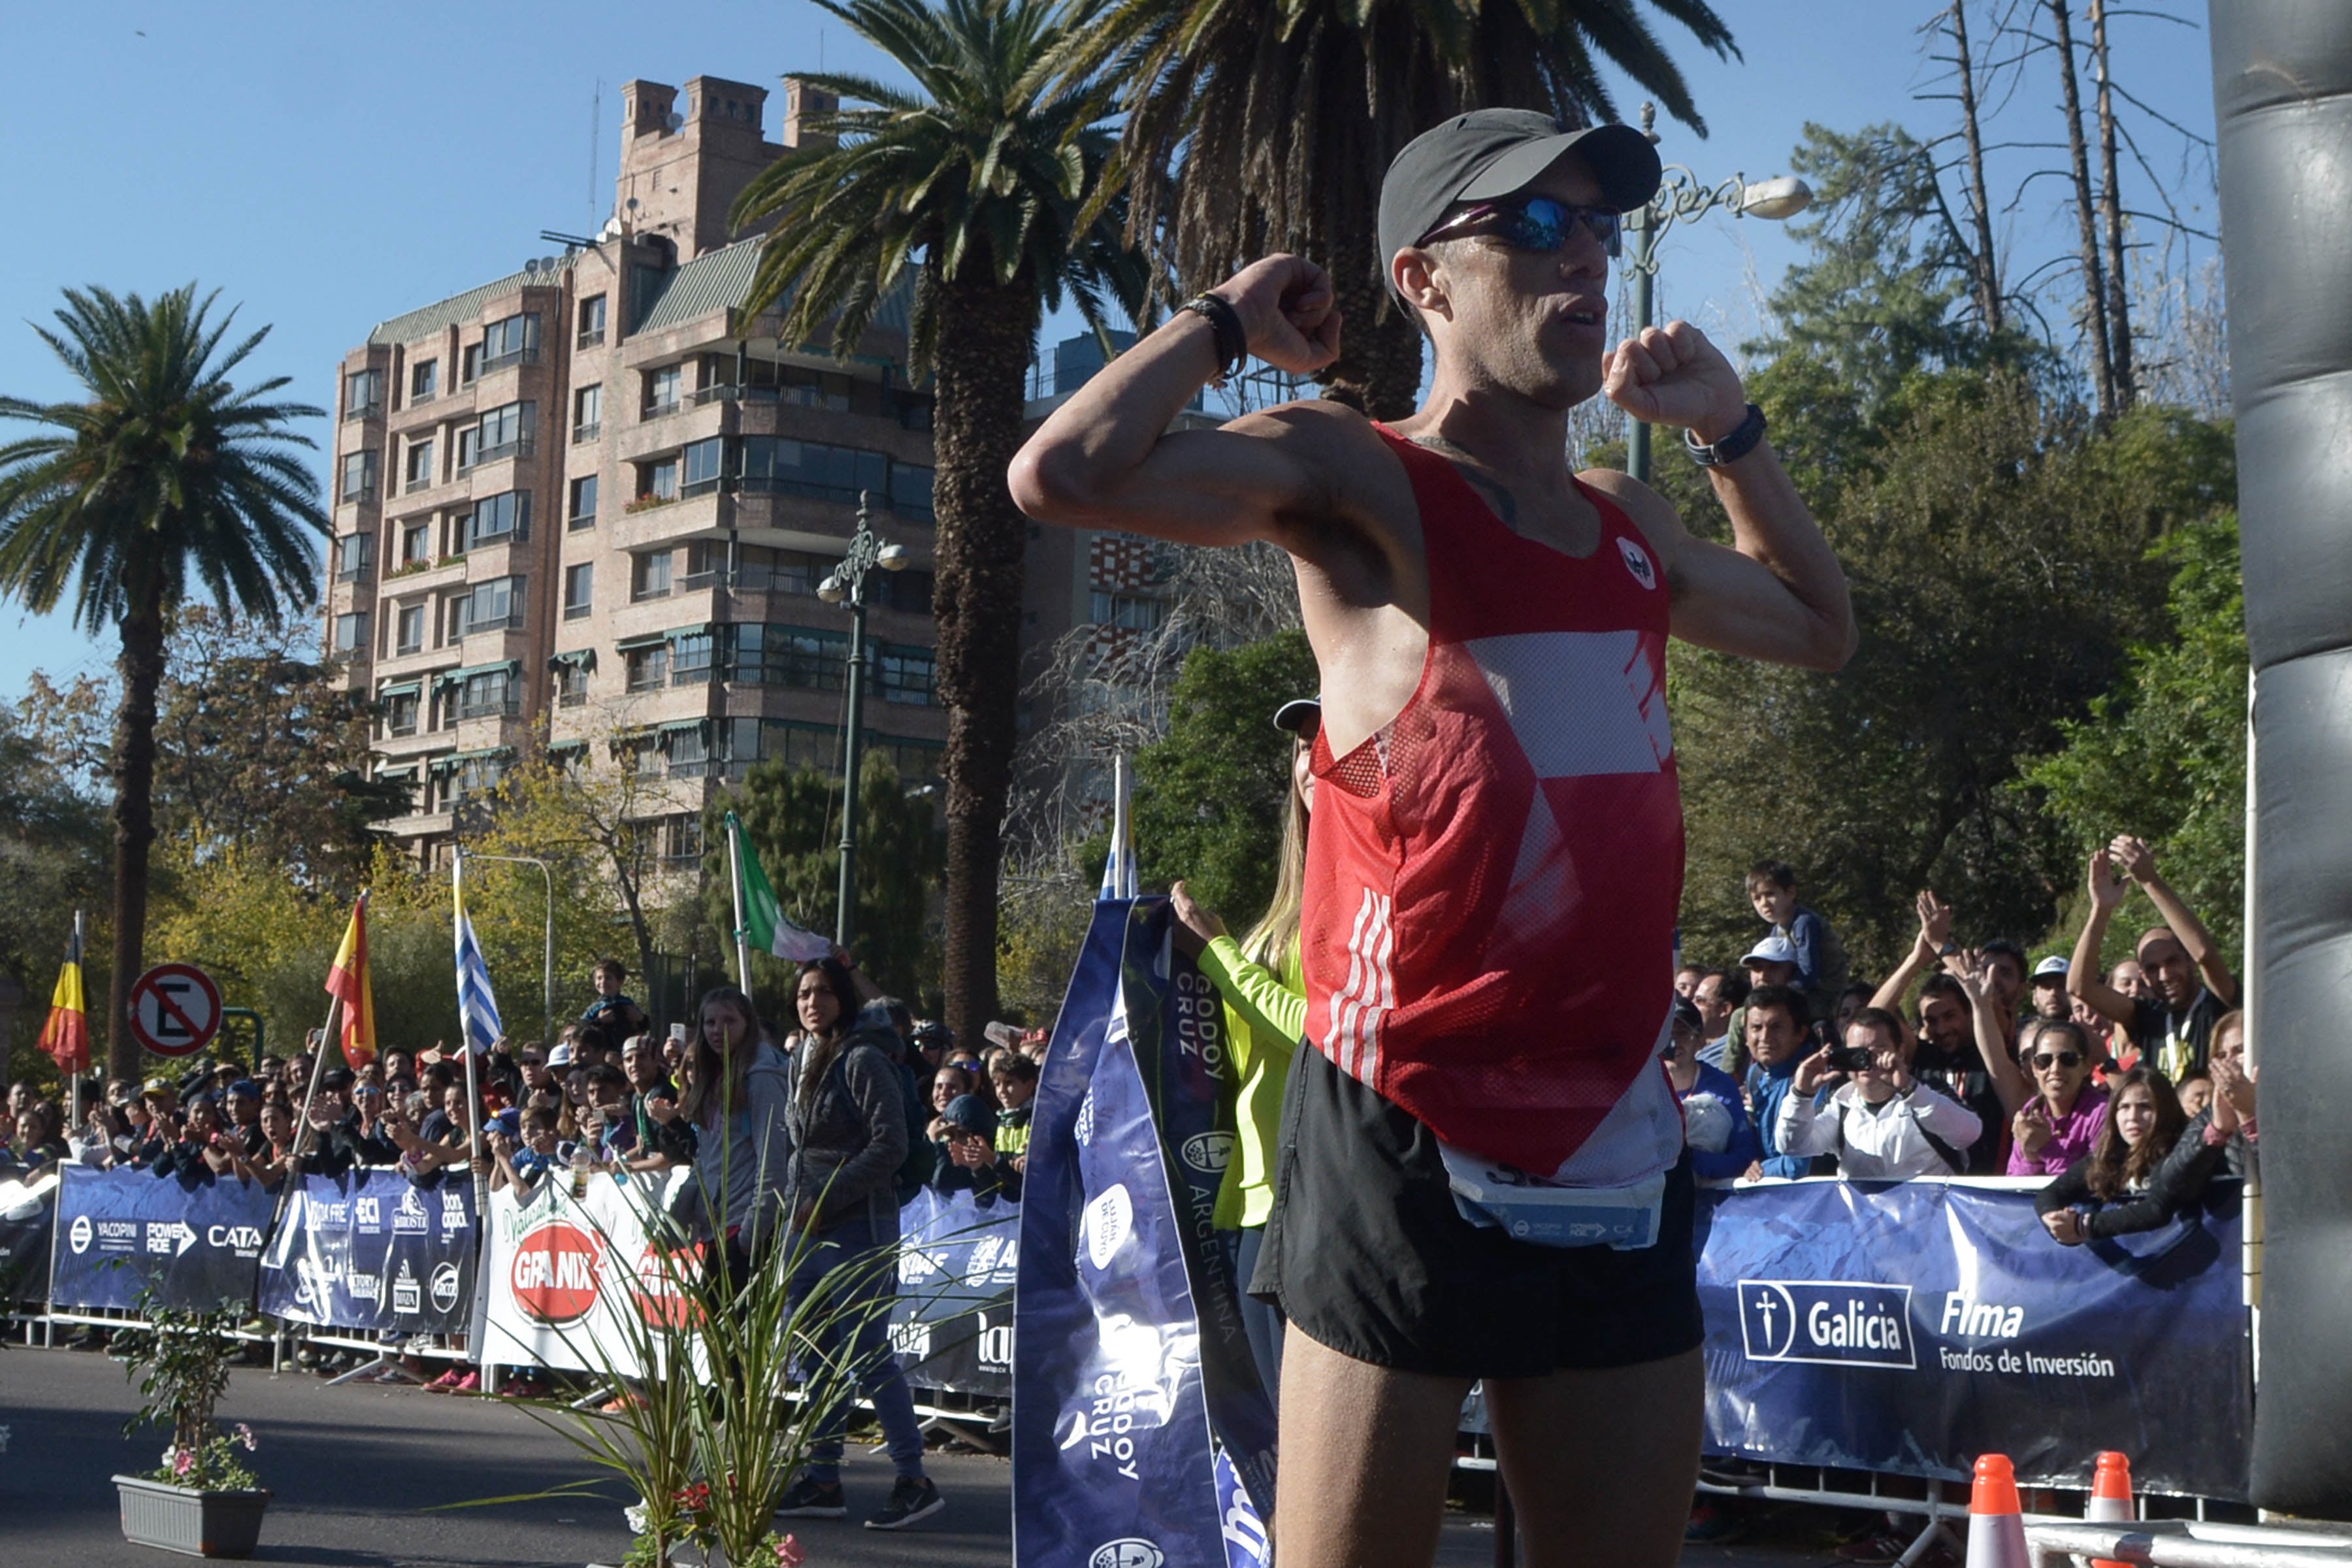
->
[731,0,1150,1051]
[2023,514,2247,964]
[701,756,944,1015]
[1128,630,1320,926]
[0,700,110,1084]
[0,286,328,1077]
[1086,0,1735,416]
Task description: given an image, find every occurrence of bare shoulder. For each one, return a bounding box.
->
[1225,395,1392,466]
[1577,466,1693,568]
[1227,397,1418,552]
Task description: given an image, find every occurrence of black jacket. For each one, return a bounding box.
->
[2034,1109,2228,1238]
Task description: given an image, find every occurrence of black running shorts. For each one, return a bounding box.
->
[1250,1043,1703,1379]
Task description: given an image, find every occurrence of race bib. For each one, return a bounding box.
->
[1437,1141,1665,1250]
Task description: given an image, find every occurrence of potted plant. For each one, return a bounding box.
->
[110,1292,272,1558]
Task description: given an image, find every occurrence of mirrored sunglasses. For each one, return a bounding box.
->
[1419,195,1624,259]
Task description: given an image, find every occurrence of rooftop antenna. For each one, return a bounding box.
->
[589,79,603,233]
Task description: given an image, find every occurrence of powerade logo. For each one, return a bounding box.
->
[1738,1280,1916,1369]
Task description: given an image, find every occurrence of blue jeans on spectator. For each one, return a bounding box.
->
[787,1213,926,1484]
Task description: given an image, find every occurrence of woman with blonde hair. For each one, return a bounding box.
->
[1172,694,1317,1408]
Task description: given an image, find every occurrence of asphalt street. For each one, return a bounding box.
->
[0,1345,1834,1566]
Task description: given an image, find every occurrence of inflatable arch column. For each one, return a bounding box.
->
[2210,0,2352,1518]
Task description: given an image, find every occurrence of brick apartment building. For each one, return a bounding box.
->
[323,73,1146,872]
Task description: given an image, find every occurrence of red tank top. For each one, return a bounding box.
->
[1302,427,1686,1181]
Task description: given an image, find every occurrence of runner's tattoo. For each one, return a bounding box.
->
[1411,433,1519,527]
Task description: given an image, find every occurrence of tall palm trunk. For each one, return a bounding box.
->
[108,580,167,1080]
[930,268,1043,1047]
[1315,223,1425,420]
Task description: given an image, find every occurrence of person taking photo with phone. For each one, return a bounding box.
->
[1772,1007,1982,1179]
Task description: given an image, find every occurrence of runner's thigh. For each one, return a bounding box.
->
[1483,1347,1704,1568]
[1274,1323,1472,1568]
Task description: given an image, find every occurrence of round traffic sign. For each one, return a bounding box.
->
[127,963,224,1059]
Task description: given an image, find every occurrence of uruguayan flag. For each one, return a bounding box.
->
[451,853,503,1054]
[1098,752,1138,902]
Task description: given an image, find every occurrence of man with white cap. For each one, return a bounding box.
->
[1013,107,1854,1568]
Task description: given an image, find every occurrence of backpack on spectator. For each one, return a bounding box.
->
[827,1032,936,1205]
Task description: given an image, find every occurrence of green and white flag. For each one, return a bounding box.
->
[728,813,835,962]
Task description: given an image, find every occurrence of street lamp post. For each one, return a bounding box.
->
[1620,101,1814,485]
[816,492,914,951]
[461,851,556,1041]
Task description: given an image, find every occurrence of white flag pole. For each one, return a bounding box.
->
[726,813,754,992]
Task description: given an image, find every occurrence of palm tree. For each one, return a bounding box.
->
[0,286,329,1078]
[732,0,1150,1048]
[1085,0,1738,416]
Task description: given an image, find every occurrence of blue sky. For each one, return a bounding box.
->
[0,1,2219,699]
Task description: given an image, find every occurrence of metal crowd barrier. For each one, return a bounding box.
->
[2023,1517,2352,1566]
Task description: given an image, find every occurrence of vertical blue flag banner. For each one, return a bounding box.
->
[255,1169,478,1335]
[1695,1177,2251,1498]
[50,1164,276,1311]
[1015,896,1275,1568]
[452,853,503,1054]
[891,1185,1021,1396]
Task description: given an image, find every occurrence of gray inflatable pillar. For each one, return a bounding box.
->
[2210,0,2352,1518]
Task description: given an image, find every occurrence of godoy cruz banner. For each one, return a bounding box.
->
[51,1164,276,1311]
[1014,896,1274,1568]
[892,1184,1019,1396]
[257,1170,476,1335]
[1697,1176,2251,1498]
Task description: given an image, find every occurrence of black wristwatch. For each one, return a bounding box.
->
[1684,402,1768,468]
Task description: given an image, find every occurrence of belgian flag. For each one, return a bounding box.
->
[38,924,90,1075]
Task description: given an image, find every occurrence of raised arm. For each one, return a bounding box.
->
[2067,850,2140,1026]
[1955,961,2032,1117]
[1582,323,1856,673]
[2111,836,2236,1004]
[1873,891,1952,1013]
[1009,256,1359,553]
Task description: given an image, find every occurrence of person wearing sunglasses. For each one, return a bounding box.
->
[1013,106,1855,1568]
[2007,1018,2110,1177]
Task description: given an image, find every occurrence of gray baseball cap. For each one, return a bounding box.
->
[1378,110,1661,302]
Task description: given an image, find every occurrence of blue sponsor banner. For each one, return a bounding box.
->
[892,1186,1019,1396]
[1015,897,1271,1568]
[1697,1177,2251,1498]
[256,1170,478,1335]
[51,1164,276,1311]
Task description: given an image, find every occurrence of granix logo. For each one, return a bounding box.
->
[1739,1280,1916,1369]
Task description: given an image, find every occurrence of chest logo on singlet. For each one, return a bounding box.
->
[1617,534,1658,591]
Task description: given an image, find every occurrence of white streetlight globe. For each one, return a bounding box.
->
[877,544,913,572]
[1740,177,1813,221]
[817,575,847,604]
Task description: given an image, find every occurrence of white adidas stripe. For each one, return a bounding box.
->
[1323,889,1395,1082]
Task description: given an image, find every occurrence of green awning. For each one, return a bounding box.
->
[431,659,517,691]
[376,679,421,699]
[548,649,598,672]
[615,632,668,652]
[664,623,713,644]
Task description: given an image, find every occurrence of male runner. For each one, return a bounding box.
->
[1011,110,1855,1568]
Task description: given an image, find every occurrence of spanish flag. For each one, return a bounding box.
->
[37,924,90,1075]
[325,890,378,1070]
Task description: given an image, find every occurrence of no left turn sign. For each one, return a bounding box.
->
[127,963,223,1059]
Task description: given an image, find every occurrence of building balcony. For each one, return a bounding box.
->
[616,399,725,463]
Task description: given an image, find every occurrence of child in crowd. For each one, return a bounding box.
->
[1746,860,1848,1004]
[932,1094,1016,1205]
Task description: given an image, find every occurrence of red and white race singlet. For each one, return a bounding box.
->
[1302,427,1685,1183]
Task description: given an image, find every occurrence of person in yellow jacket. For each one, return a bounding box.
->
[1172,694,1318,1408]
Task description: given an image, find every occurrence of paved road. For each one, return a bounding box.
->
[0,1346,1837,1565]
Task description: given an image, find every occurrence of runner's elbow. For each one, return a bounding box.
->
[1007,438,1099,527]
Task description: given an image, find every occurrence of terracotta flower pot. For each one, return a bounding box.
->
[112,1475,273,1559]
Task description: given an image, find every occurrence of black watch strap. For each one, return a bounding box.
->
[1684,402,1768,468]
[1182,293,1249,387]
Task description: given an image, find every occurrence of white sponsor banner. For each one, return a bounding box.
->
[479,1168,699,1377]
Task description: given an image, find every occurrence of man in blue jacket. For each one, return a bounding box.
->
[1740,985,1816,1179]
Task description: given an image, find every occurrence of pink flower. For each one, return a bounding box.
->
[172,1448,195,1478]
[234,1424,257,1452]
[775,1536,806,1568]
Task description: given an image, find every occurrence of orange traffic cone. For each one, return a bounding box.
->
[1966,1453,2031,1568]
[2085,1451,2135,1568]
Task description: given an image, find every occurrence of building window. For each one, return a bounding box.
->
[682,436,725,497]
[1092,591,1168,632]
[382,689,419,736]
[875,568,934,615]
[395,603,425,655]
[568,474,598,529]
[340,449,380,503]
[574,384,602,442]
[409,359,438,404]
[667,726,711,777]
[457,400,534,472]
[346,368,384,421]
[625,643,670,691]
[333,532,375,583]
[635,457,679,506]
[658,813,704,864]
[333,611,369,656]
[877,642,937,706]
[404,437,436,494]
[723,623,849,691]
[888,462,934,521]
[456,667,517,720]
[450,753,506,802]
[719,543,822,595]
[736,436,889,507]
[632,549,674,601]
[460,343,482,385]
[452,575,525,638]
[642,365,681,418]
[672,630,713,685]
[478,311,540,372]
[878,736,945,786]
[564,563,593,619]
[400,521,431,567]
[464,489,530,550]
[555,660,589,707]
[577,294,607,348]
